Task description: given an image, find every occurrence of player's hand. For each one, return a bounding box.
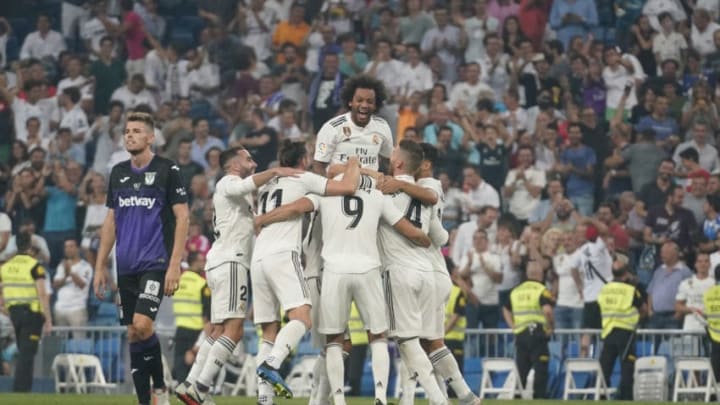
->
[273,167,304,178]
[93,266,109,299]
[164,266,181,296]
[253,216,264,235]
[43,319,52,336]
[379,177,402,194]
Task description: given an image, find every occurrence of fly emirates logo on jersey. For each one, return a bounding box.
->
[118,196,157,209]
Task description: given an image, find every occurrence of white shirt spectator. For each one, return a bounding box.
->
[421,24,461,80]
[451,219,498,265]
[81,16,118,57]
[0,234,51,263]
[400,61,434,96]
[676,275,715,330]
[458,249,502,305]
[57,75,93,101]
[643,0,687,32]
[698,0,720,19]
[364,59,405,96]
[0,213,10,248]
[110,85,159,111]
[12,97,54,142]
[448,80,494,111]
[53,259,93,313]
[463,16,499,62]
[477,53,511,102]
[463,181,500,219]
[652,30,688,64]
[673,140,720,173]
[500,106,529,134]
[267,115,302,140]
[60,104,90,143]
[0,33,7,69]
[691,21,720,57]
[577,237,613,302]
[504,166,547,221]
[266,0,292,21]
[603,62,638,110]
[20,30,67,60]
[493,240,523,292]
[188,62,220,102]
[242,8,277,63]
[144,49,167,93]
[163,60,192,102]
[554,250,584,308]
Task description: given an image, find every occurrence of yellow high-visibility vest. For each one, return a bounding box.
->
[445,285,466,342]
[597,281,639,339]
[509,280,548,334]
[173,271,207,330]
[0,254,42,313]
[348,302,368,345]
[703,285,720,343]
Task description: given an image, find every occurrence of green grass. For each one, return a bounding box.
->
[0,395,680,405]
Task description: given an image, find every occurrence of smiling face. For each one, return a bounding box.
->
[349,87,376,127]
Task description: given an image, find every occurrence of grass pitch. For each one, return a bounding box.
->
[0,395,679,405]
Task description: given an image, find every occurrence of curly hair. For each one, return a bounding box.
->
[340,74,387,111]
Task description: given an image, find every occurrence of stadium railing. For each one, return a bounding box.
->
[19,326,711,395]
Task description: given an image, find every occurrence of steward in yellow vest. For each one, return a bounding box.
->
[0,232,52,392]
[597,254,647,400]
[703,282,720,382]
[502,261,555,399]
[172,254,211,382]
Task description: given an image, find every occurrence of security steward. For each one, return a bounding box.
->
[444,279,467,398]
[502,261,554,398]
[172,252,211,382]
[597,253,647,400]
[703,280,720,382]
[347,301,369,396]
[0,232,52,392]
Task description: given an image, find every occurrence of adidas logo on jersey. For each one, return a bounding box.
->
[118,196,157,209]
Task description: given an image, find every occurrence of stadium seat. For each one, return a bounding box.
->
[633,356,668,401]
[52,353,117,394]
[479,358,527,400]
[562,359,616,400]
[673,357,719,402]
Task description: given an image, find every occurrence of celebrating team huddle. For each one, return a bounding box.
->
[174,75,482,405]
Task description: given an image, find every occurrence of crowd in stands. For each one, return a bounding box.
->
[2,0,720,367]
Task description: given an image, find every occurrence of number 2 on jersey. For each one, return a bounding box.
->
[342,196,364,229]
[259,189,283,214]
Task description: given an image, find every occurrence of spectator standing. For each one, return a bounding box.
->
[647,241,692,329]
[101,0,148,77]
[675,252,715,333]
[40,161,81,269]
[110,74,158,111]
[82,0,118,59]
[518,0,551,50]
[549,0,598,49]
[635,95,680,148]
[683,172,710,225]
[399,44,434,97]
[556,123,596,216]
[551,230,584,330]
[20,14,67,62]
[448,63,494,112]
[606,129,666,193]
[52,239,92,327]
[460,0,500,64]
[58,87,90,166]
[234,0,278,64]
[603,47,639,120]
[652,12,687,71]
[637,158,675,209]
[176,139,204,193]
[691,8,720,61]
[457,229,503,329]
[90,36,126,115]
[451,205,499,265]
[644,184,698,258]
[308,53,345,132]
[337,32,368,78]
[674,122,720,174]
[398,0,435,45]
[421,8,461,83]
[134,0,166,41]
[5,168,46,234]
[271,2,310,56]
[504,146,546,226]
[78,171,108,269]
[232,109,278,172]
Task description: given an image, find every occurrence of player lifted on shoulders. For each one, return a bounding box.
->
[176,146,302,405]
[255,168,432,405]
[253,141,361,399]
[94,112,189,405]
[314,74,394,173]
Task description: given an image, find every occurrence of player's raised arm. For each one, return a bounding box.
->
[255,196,317,231]
[379,177,439,205]
[324,156,361,196]
[94,209,116,299]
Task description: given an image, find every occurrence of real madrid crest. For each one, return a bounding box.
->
[343,126,351,137]
[145,172,156,185]
[372,134,380,145]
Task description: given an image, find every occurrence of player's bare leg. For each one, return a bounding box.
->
[129,314,168,405]
[422,338,481,405]
[258,304,312,398]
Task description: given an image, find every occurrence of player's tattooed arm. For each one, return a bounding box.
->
[254,197,315,232]
[392,217,431,247]
[379,178,439,205]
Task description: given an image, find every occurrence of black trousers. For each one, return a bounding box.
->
[172,327,202,382]
[515,328,549,399]
[446,339,465,398]
[347,344,368,396]
[711,339,720,384]
[599,329,635,400]
[9,305,44,392]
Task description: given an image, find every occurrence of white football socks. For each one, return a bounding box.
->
[370,339,390,404]
[264,320,307,369]
[186,336,214,384]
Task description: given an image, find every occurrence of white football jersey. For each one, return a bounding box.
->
[314,112,394,170]
[418,177,447,273]
[578,237,613,302]
[253,172,328,259]
[379,175,434,271]
[302,212,323,279]
[307,175,404,273]
[206,175,257,269]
